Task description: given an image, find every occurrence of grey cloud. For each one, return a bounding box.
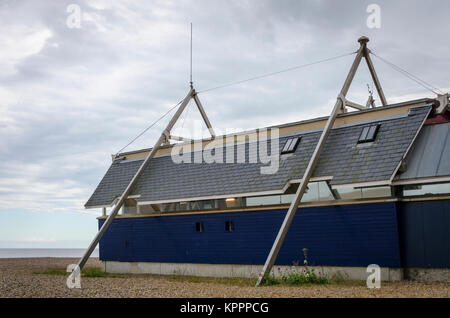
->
[0,0,449,215]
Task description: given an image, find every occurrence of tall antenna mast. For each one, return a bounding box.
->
[190,22,193,88]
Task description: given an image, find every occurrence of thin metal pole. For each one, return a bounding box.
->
[190,23,193,88]
[77,89,194,270]
[365,52,387,106]
[255,39,366,286]
[360,38,387,106]
[193,90,216,138]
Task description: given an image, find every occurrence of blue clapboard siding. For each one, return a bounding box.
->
[397,200,450,268]
[99,202,401,267]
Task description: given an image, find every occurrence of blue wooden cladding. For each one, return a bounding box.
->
[397,199,450,268]
[99,202,402,267]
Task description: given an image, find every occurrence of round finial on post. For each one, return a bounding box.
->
[358,36,370,46]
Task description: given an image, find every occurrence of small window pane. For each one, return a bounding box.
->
[359,126,370,141]
[122,199,137,215]
[288,137,299,152]
[247,195,281,206]
[281,137,301,154]
[282,139,293,153]
[201,200,213,210]
[337,187,362,200]
[139,204,158,214]
[366,125,378,140]
[225,221,234,232]
[301,182,319,202]
[196,222,203,232]
[362,186,391,198]
[358,125,380,143]
[225,197,242,208]
[317,182,335,201]
[281,194,295,204]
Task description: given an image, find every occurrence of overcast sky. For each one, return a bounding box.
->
[0,0,449,248]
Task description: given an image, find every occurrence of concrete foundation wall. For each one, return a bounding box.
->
[404,268,450,282]
[103,261,404,282]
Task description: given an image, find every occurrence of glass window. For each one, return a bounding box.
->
[358,124,380,143]
[122,183,397,216]
[225,197,242,208]
[247,195,281,206]
[195,222,203,232]
[301,182,318,202]
[281,137,301,154]
[139,204,158,214]
[122,199,137,215]
[336,187,362,200]
[281,194,295,204]
[282,139,293,153]
[318,182,335,201]
[225,221,234,232]
[362,186,391,198]
[403,183,450,197]
[178,201,189,211]
[201,200,214,210]
[162,203,174,212]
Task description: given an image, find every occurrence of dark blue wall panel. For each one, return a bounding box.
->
[99,202,401,267]
[398,200,450,268]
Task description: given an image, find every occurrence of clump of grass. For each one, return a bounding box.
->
[279,266,329,285]
[329,271,365,286]
[261,248,329,286]
[33,267,126,278]
[259,273,280,286]
[167,275,257,287]
[81,267,110,277]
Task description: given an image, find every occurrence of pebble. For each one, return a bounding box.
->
[0,258,448,298]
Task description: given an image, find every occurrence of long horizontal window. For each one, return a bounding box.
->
[124,183,393,215]
[402,182,450,197]
[112,183,450,217]
[335,186,391,200]
[247,182,335,206]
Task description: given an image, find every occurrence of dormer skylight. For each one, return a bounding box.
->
[358,124,380,143]
[281,137,301,154]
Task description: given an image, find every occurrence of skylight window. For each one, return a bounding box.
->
[358,124,380,143]
[281,137,301,154]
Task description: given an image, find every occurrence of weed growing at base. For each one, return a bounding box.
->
[33,267,126,278]
[260,249,329,286]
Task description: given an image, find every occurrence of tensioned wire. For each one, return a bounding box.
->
[114,99,184,157]
[114,51,359,155]
[370,51,444,95]
[197,51,356,94]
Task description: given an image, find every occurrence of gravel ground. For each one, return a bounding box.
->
[0,258,449,298]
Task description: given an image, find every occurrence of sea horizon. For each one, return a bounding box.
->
[0,248,99,258]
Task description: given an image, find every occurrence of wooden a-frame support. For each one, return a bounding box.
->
[255,36,387,286]
[77,36,386,277]
[76,87,215,270]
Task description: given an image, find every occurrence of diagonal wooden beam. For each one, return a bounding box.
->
[76,89,195,270]
[363,44,388,106]
[256,37,367,286]
[193,91,216,138]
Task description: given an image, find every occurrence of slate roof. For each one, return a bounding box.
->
[397,121,450,180]
[85,105,431,207]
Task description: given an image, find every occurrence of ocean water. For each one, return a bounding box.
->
[0,248,99,258]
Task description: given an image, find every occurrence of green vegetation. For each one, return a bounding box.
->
[33,267,126,278]
[260,266,329,286]
[281,266,329,285]
[259,249,365,287]
[166,275,258,287]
